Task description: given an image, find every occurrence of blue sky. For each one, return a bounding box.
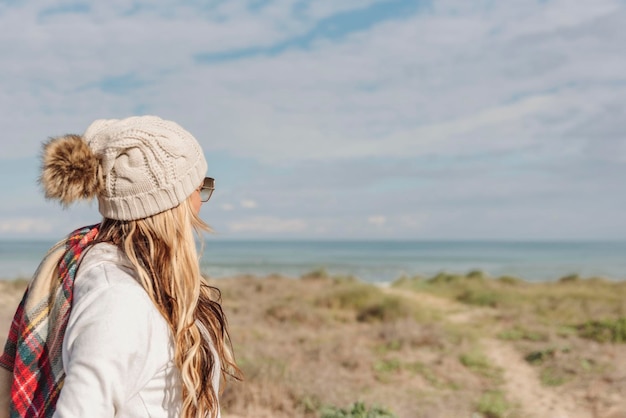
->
[0,0,625,240]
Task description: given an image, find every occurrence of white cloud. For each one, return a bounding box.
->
[399,215,422,230]
[0,218,54,234]
[240,199,258,209]
[154,0,625,164]
[0,1,624,239]
[228,216,307,233]
[1,0,624,163]
[367,216,387,227]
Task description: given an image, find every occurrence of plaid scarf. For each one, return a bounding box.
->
[0,224,100,418]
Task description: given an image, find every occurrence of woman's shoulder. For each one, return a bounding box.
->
[67,243,172,360]
[69,243,170,338]
[73,242,143,301]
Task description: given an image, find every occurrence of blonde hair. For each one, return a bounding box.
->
[95,198,241,418]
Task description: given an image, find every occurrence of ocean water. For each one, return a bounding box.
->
[1,239,625,283]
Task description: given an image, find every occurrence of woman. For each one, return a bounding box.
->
[0,116,240,418]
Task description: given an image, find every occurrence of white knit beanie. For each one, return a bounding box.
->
[82,115,207,220]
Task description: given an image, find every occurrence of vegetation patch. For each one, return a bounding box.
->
[540,366,570,387]
[496,275,522,286]
[265,302,326,325]
[8,269,625,417]
[301,267,330,280]
[576,318,626,343]
[393,272,626,325]
[456,288,500,307]
[237,354,289,380]
[316,282,414,322]
[316,283,381,310]
[476,390,512,418]
[558,274,581,283]
[372,358,402,382]
[374,339,402,354]
[406,361,451,388]
[498,326,548,342]
[459,349,500,380]
[320,401,397,418]
[356,296,412,322]
[524,348,555,365]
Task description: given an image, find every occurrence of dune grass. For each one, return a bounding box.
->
[392,271,626,327]
[392,270,626,406]
[3,270,625,417]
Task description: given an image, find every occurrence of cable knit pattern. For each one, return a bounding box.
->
[84,116,207,220]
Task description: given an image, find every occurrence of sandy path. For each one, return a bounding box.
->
[483,338,590,418]
[383,286,592,418]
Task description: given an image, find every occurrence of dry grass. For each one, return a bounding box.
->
[215,274,508,418]
[393,272,626,417]
[3,271,626,417]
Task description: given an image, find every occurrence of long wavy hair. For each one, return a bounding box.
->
[94,198,241,418]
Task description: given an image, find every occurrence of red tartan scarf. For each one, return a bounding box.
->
[0,224,100,418]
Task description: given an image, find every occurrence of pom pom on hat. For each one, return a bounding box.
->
[40,134,103,206]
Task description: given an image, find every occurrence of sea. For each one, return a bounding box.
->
[0,239,625,284]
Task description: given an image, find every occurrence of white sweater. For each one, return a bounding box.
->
[53,243,221,418]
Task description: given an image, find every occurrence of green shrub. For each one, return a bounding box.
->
[320,401,397,418]
[427,272,465,284]
[356,296,412,322]
[456,289,499,307]
[373,358,401,372]
[497,327,547,342]
[558,274,580,283]
[476,390,511,418]
[406,361,443,387]
[466,270,487,280]
[302,267,330,280]
[540,366,569,387]
[496,275,522,286]
[332,274,358,284]
[300,395,322,413]
[459,350,497,379]
[524,348,555,365]
[375,340,402,354]
[317,283,413,322]
[577,317,626,343]
[372,358,402,383]
[316,284,380,310]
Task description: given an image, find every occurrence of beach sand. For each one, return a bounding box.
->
[0,281,24,350]
[1,275,626,417]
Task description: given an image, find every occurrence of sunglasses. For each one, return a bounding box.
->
[199,177,215,202]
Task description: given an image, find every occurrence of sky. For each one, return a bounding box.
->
[0,0,624,240]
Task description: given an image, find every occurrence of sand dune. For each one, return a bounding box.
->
[2,274,626,417]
